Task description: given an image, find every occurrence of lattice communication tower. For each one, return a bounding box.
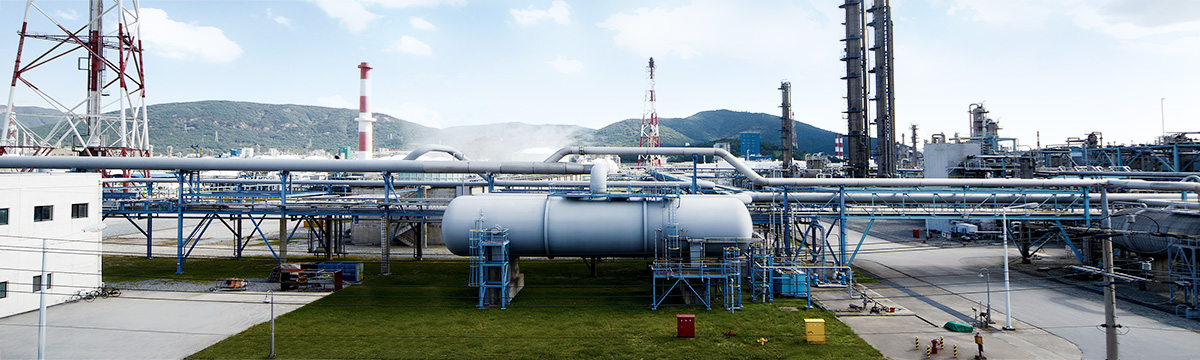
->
[2,0,150,159]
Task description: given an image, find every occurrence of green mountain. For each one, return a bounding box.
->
[147,101,437,156]
[6,102,842,159]
[578,109,839,157]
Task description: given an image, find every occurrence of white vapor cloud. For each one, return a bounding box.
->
[391,36,433,56]
[390,102,442,128]
[548,55,583,73]
[410,17,436,30]
[140,8,242,63]
[511,0,571,25]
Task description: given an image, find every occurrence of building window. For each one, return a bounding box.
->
[71,203,88,219]
[32,274,51,292]
[0,281,7,299]
[0,208,7,225]
[33,205,53,222]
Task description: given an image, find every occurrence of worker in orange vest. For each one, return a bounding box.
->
[974,331,985,359]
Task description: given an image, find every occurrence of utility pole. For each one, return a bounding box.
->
[1100,187,1119,359]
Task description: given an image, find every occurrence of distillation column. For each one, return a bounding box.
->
[869,0,896,177]
[841,0,870,178]
[780,81,795,176]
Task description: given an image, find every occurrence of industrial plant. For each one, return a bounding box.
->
[1,0,1198,359]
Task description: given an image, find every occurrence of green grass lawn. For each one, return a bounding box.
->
[168,257,882,359]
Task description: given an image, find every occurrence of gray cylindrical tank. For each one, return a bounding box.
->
[1110,209,1200,256]
[442,194,753,257]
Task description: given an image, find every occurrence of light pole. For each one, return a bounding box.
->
[1161,97,1166,141]
[264,291,276,358]
[1001,203,1037,331]
[979,268,991,327]
[39,223,106,360]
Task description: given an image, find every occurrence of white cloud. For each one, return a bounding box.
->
[54,9,78,21]
[937,0,1200,56]
[311,0,464,33]
[312,0,380,34]
[548,56,583,73]
[597,1,836,61]
[511,1,571,25]
[391,36,432,56]
[410,17,436,30]
[267,8,293,27]
[140,8,242,63]
[317,95,354,109]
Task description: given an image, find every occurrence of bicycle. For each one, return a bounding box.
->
[70,289,98,303]
[98,285,122,298]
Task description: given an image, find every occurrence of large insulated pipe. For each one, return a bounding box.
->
[545,146,1200,193]
[100,177,695,189]
[356,62,375,160]
[0,156,590,174]
[402,144,470,161]
[1109,208,1200,256]
[745,192,1181,204]
[441,194,752,257]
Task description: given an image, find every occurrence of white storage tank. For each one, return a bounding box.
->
[442,194,753,257]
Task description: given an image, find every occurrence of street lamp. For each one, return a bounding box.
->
[39,223,107,360]
[1161,97,1166,141]
[1001,203,1037,331]
[264,291,276,358]
[979,268,991,327]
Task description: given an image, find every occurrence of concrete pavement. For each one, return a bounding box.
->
[821,223,1200,359]
[0,289,326,359]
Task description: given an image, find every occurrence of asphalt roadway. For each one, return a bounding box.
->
[824,225,1200,359]
[0,290,326,359]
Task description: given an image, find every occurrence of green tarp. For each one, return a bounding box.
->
[943,320,973,333]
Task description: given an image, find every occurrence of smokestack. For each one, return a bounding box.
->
[356,62,375,160]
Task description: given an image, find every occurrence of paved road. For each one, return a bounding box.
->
[0,290,326,359]
[829,225,1200,359]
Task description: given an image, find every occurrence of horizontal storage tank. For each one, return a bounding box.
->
[1110,209,1200,256]
[442,194,753,257]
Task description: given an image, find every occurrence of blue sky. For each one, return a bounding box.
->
[1,0,1198,149]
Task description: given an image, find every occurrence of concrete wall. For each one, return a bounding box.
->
[0,172,102,318]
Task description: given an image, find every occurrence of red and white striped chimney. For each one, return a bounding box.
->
[356,62,375,160]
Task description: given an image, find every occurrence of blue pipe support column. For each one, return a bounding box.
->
[839,185,847,268]
[175,171,186,274]
[145,181,154,259]
[279,171,290,263]
[691,154,698,194]
[783,186,792,257]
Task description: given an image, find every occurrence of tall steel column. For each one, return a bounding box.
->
[869,0,896,177]
[841,0,870,178]
[779,81,794,176]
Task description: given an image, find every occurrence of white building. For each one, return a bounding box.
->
[0,172,102,318]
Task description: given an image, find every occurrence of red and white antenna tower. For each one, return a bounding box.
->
[2,0,149,159]
[637,57,661,166]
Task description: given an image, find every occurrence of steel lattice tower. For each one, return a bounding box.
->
[2,0,150,159]
[638,57,661,167]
